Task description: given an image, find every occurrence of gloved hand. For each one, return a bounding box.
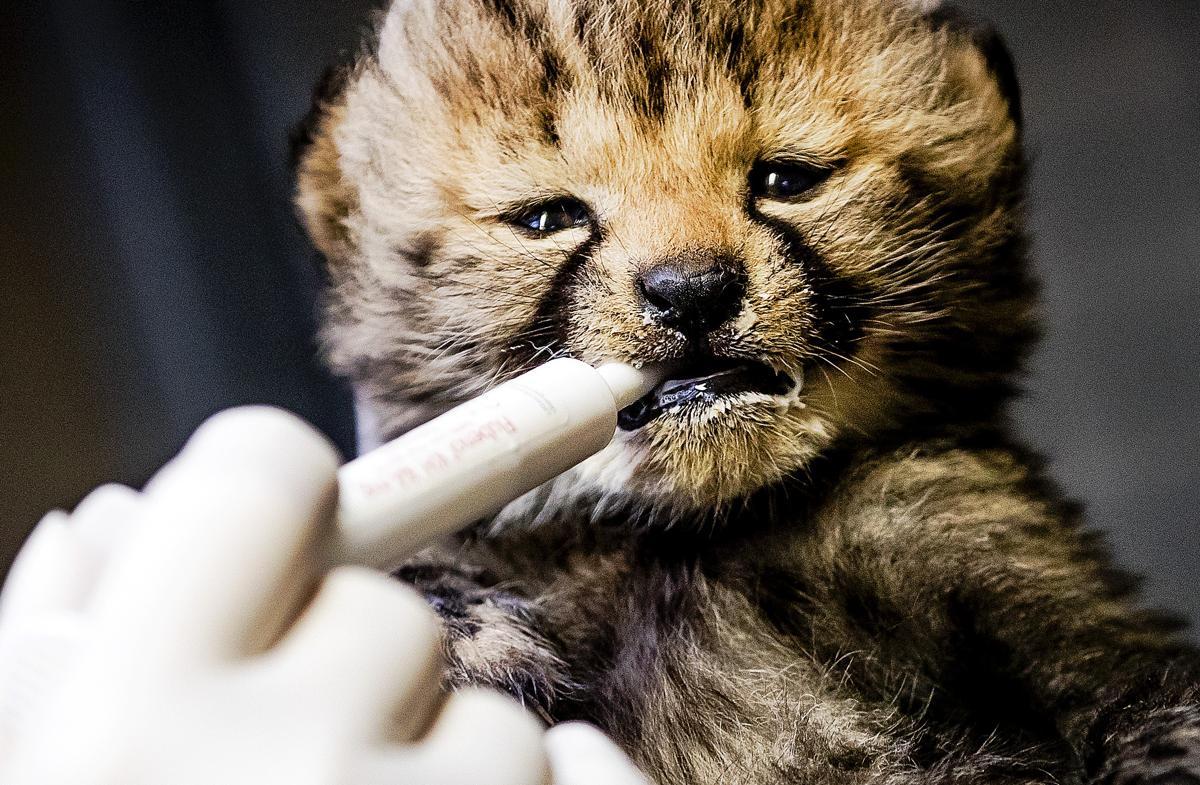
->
[0,407,648,785]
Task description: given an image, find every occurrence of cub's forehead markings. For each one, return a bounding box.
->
[466,0,785,125]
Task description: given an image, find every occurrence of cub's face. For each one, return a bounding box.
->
[297,0,1034,518]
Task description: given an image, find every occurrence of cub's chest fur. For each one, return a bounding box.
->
[403,441,1088,783]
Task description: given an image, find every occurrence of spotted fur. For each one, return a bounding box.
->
[295,1,1200,783]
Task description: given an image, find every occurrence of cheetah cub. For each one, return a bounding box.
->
[295,1,1200,782]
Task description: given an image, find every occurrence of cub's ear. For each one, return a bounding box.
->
[918,3,1023,129]
[291,64,358,268]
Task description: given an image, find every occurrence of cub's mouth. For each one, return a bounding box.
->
[618,356,799,431]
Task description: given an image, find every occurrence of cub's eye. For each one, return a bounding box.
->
[749,161,832,200]
[511,198,591,233]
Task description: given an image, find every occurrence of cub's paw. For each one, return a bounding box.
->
[1099,706,1200,785]
[394,563,571,720]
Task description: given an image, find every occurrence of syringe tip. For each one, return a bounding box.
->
[595,362,667,410]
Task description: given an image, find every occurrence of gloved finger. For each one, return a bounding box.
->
[90,407,341,667]
[0,512,84,623]
[67,484,143,573]
[354,688,550,785]
[1,484,144,624]
[0,495,133,758]
[1,480,146,625]
[545,722,652,785]
[270,567,444,744]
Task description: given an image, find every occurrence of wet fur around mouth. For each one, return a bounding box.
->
[617,356,797,431]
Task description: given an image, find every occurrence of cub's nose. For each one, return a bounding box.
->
[637,262,745,335]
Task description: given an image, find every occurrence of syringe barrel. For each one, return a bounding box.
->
[334,358,628,568]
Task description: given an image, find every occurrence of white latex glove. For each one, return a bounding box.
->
[545,722,653,785]
[0,407,648,785]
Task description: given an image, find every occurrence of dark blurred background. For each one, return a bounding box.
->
[1,2,1196,628]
